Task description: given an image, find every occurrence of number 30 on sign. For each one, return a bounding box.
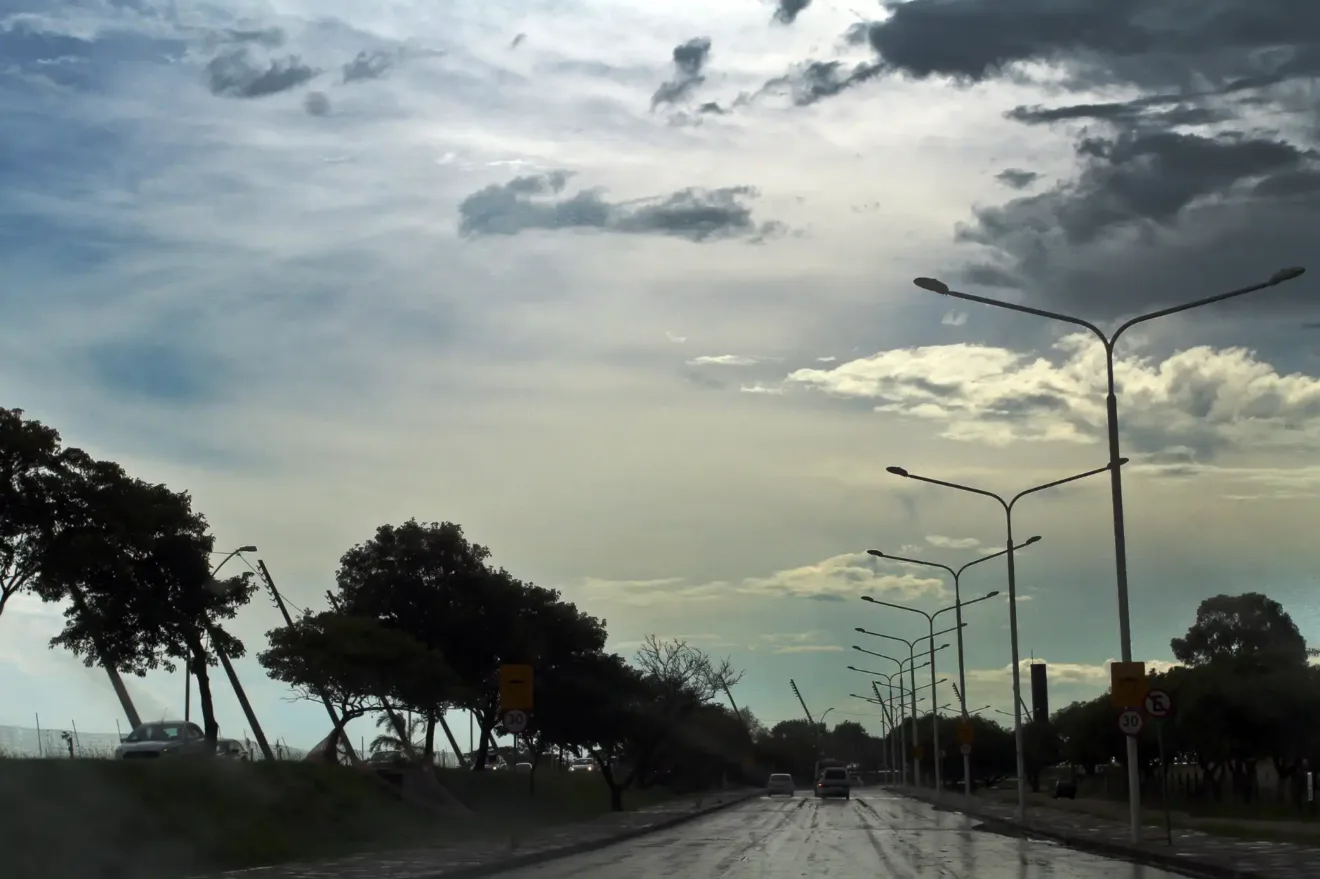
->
[1118,708,1144,736]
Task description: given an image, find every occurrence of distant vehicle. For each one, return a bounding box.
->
[369,749,409,767]
[814,758,845,779]
[114,721,241,760]
[766,773,794,796]
[815,766,850,800]
[568,758,595,772]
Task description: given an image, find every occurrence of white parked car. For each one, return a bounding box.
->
[767,773,794,796]
[568,758,595,772]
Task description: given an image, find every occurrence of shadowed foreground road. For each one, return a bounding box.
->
[492,790,1190,878]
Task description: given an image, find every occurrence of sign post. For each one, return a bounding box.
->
[499,664,534,735]
[956,721,974,798]
[1145,689,1174,845]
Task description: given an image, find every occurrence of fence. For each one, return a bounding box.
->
[0,723,308,761]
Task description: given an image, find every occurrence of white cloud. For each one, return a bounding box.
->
[941,310,968,327]
[784,334,1320,454]
[688,354,760,366]
[925,535,984,551]
[740,383,785,395]
[586,552,946,607]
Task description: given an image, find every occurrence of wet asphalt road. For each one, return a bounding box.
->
[491,789,1190,878]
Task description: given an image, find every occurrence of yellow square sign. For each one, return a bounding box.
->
[1109,661,1147,708]
[956,721,974,745]
[499,664,534,712]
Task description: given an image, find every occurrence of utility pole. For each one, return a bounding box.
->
[258,560,361,766]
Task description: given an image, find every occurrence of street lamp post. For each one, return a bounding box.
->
[855,630,960,787]
[860,591,999,798]
[884,461,1123,821]
[868,680,900,780]
[851,648,931,785]
[867,541,1038,798]
[913,265,1306,841]
[189,546,258,722]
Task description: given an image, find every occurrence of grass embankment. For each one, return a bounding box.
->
[977,787,1320,846]
[0,758,676,879]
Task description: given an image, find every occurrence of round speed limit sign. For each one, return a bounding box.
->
[1118,708,1144,736]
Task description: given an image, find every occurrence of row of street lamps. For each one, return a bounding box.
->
[839,265,1307,840]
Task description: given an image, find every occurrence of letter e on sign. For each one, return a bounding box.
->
[1144,689,1172,719]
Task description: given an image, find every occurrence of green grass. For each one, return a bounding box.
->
[0,758,679,879]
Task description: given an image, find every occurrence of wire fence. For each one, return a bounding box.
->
[0,722,309,761]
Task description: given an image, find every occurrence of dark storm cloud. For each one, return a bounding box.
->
[456,172,785,243]
[206,48,317,98]
[960,265,1021,289]
[961,131,1313,249]
[830,0,1320,318]
[342,49,394,83]
[651,37,711,108]
[1007,98,1234,129]
[760,59,882,106]
[995,169,1039,190]
[303,90,330,116]
[861,0,1320,90]
[773,0,813,25]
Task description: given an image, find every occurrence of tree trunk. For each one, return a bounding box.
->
[438,714,468,769]
[192,653,219,753]
[423,711,437,763]
[528,740,545,796]
[472,701,498,770]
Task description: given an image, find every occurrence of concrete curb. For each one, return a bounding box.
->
[425,790,762,878]
[893,788,1275,879]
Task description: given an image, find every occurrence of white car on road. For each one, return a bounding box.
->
[767,773,795,796]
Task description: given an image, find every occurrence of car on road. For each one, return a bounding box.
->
[814,766,850,799]
[766,773,794,796]
[568,758,595,772]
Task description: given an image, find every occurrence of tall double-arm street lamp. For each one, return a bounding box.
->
[861,590,1000,798]
[884,461,1124,819]
[852,676,947,777]
[850,648,931,785]
[855,628,961,787]
[912,265,1306,839]
[848,661,928,784]
[867,540,1038,797]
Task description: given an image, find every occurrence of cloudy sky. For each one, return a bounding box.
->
[3,0,1319,753]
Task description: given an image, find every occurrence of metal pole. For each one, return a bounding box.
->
[1105,361,1142,844]
[908,645,919,787]
[929,615,942,797]
[184,665,191,723]
[1005,514,1028,823]
[893,680,906,786]
[258,560,360,766]
[210,632,275,761]
[954,570,972,799]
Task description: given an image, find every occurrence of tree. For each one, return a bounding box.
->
[1023,718,1061,792]
[0,408,88,621]
[35,460,255,751]
[258,610,458,757]
[329,520,502,767]
[371,712,426,755]
[331,520,608,771]
[634,635,744,705]
[1171,593,1315,672]
[537,650,651,811]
